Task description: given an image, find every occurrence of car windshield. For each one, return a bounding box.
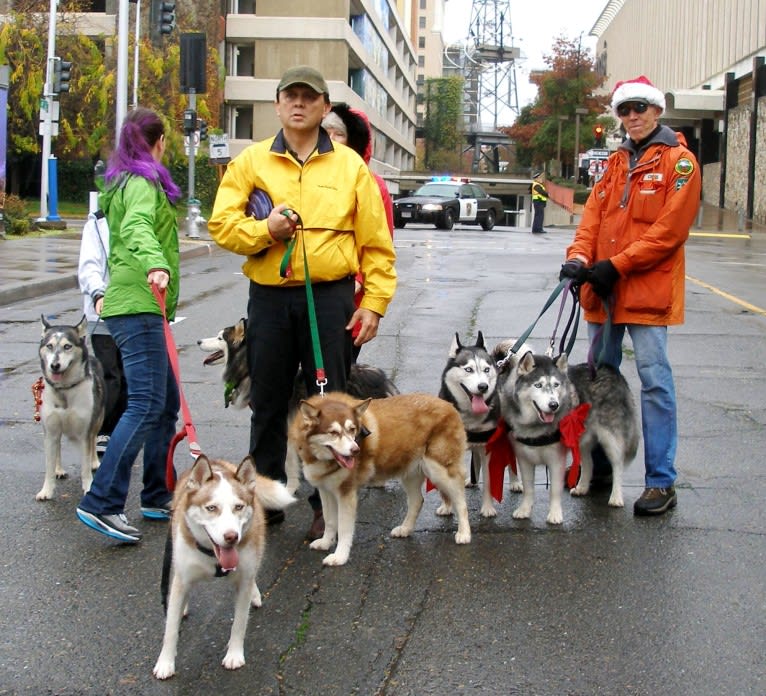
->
[413,183,460,198]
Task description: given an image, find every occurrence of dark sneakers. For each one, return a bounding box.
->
[634,487,677,516]
[76,508,142,543]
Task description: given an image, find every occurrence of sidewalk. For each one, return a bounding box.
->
[0,218,216,306]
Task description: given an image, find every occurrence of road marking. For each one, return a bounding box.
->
[686,275,766,316]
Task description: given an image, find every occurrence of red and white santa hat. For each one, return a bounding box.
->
[611,75,665,115]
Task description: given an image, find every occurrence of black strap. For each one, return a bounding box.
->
[160,525,173,613]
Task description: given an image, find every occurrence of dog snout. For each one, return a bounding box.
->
[478,382,488,394]
[548,400,559,412]
[223,530,239,545]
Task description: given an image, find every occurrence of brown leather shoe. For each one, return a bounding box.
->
[306,509,324,541]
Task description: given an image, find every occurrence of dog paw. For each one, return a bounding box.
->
[153,659,176,680]
[512,505,532,519]
[322,552,349,566]
[390,525,412,538]
[509,482,523,493]
[546,509,564,525]
[570,485,589,497]
[607,494,625,508]
[222,651,246,670]
[35,488,53,501]
[454,530,472,544]
[55,470,68,480]
[309,537,334,551]
[251,583,262,608]
[435,503,453,516]
[480,505,497,518]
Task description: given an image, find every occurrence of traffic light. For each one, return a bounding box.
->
[152,0,176,41]
[52,57,72,94]
[183,109,197,135]
[593,124,605,147]
[198,119,208,141]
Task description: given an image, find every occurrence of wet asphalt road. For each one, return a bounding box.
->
[0,223,765,695]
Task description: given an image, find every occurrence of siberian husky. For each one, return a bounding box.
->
[499,351,639,524]
[438,333,526,516]
[288,391,471,567]
[198,318,399,493]
[37,315,105,501]
[153,454,295,680]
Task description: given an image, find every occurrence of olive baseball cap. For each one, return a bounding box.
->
[277,66,329,95]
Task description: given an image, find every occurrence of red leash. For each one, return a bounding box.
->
[151,285,201,491]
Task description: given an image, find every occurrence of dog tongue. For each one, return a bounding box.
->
[334,452,356,469]
[213,544,238,572]
[471,395,489,414]
[542,412,556,424]
[203,349,224,366]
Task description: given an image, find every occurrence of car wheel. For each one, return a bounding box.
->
[394,215,406,229]
[481,209,496,231]
[439,208,455,230]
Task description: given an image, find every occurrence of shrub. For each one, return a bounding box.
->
[2,194,35,235]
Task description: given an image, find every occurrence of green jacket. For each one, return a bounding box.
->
[100,174,180,320]
[208,129,396,318]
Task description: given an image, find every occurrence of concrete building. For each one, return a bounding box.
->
[222,0,420,180]
[591,0,766,224]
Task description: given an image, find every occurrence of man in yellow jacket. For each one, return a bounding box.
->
[208,66,397,538]
[560,75,701,516]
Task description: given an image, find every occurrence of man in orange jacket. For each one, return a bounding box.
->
[560,75,701,516]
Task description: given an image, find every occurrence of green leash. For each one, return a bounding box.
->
[278,213,328,394]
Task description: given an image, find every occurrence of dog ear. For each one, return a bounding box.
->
[41,314,51,335]
[554,353,569,373]
[354,398,372,419]
[76,315,88,339]
[298,399,320,422]
[187,455,215,489]
[448,333,462,358]
[517,351,536,375]
[236,455,258,488]
[476,331,486,349]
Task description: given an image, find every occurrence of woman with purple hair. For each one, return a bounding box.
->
[77,107,183,544]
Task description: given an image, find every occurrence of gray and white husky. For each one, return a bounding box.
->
[37,315,105,501]
[499,351,639,524]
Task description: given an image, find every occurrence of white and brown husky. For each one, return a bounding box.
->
[153,455,295,680]
[288,392,471,567]
[37,315,105,501]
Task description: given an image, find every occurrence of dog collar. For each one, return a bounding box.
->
[514,431,562,447]
[44,375,86,390]
[195,542,231,577]
[356,425,371,443]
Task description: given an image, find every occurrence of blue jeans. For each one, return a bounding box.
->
[588,322,677,488]
[79,313,178,515]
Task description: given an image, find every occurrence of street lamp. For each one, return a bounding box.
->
[573,106,588,183]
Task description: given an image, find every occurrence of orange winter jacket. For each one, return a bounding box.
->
[567,126,701,325]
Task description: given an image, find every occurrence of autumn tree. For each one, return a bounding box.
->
[503,35,613,173]
[421,77,464,171]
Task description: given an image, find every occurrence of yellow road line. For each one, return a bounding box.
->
[686,275,766,316]
[690,231,751,239]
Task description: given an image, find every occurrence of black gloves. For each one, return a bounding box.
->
[559,259,588,283]
[588,259,620,298]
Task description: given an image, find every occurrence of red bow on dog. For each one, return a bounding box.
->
[485,420,516,503]
[560,403,591,489]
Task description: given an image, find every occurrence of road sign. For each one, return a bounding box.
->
[209,133,230,165]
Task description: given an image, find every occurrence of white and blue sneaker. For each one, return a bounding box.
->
[76,508,142,543]
[140,504,171,521]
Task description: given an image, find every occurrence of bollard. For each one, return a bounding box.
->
[46,156,61,222]
[737,208,745,232]
[186,198,201,238]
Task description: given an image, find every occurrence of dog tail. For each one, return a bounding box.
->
[254,474,297,511]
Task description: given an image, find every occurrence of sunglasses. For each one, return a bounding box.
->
[617,101,650,117]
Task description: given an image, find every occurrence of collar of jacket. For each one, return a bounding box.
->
[619,124,679,157]
[271,129,334,156]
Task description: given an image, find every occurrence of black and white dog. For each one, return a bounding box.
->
[439,332,523,517]
[198,318,399,494]
[37,315,105,501]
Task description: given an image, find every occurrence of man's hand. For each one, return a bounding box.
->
[347,308,380,347]
[588,259,620,298]
[267,204,299,242]
[559,259,588,283]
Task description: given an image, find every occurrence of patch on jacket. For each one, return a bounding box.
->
[675,158,694,176]
[642,173,663,182]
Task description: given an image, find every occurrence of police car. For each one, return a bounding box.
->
[392,177,505,230]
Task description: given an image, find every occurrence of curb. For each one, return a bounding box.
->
[0,240,217,307]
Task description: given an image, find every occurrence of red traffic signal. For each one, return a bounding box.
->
[593,124,605,146]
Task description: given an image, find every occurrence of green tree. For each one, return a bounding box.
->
[503,35,613,172]
[422,76,464,171]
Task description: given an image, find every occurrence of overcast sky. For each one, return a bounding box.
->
[442,0,608,119]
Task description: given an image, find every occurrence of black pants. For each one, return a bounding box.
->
[532,200,546,232]
[247,278,354,510]
[91,333,127,436]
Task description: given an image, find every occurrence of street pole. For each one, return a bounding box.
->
[39,0,57,221]
[132,0,141,108]
[186,89,200,238]
[556,115,567,178]
[574,106,588,184]
[116,0,130,140]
